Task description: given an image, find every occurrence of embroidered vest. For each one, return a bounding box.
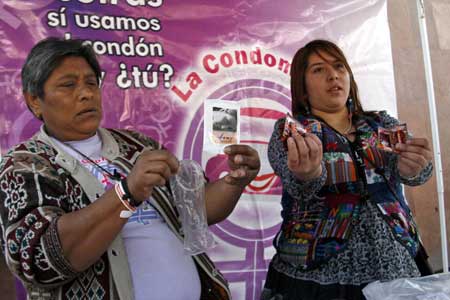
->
[275,114,420,270]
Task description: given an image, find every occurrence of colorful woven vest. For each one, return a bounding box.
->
[275,114,420,270]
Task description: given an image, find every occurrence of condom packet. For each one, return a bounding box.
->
[280,113,321,148]
[377,123,408,153]
[203,99,240,155]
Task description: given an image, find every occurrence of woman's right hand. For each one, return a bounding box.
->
[286,132,323,181]
[126,149,180,202]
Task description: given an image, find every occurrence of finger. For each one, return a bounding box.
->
[406,137,430,150]
[395,144,432,161]
[398,152,428,168]
[227,156,248,173]
[224,145,259,169]
[143,172,167,187]
[129,172,166,198]
[305,132,322,148]
[305,133,323,164]
[227,154,248,171]
[224,174,242,185]
[286,137,300,168]
[228,168,246,179]
[142,161,174,181]
[140,149,170,160]
[398,162,415,177]
[292,132,309,161]
[139,149,179,174]
[224,167,253,185]
[224,144,254,156]
[230,152,260,170]
[398,155,424,171]
[303,135,321,159]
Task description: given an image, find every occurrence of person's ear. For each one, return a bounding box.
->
[24,92,43,120]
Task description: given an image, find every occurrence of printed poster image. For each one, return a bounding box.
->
[212,106,239,144]
[204,100,240,154]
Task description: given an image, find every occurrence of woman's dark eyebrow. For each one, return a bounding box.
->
[308,62,325,68]
[55,74,77,81]
[308,58,341,69]
[55,72,97,81]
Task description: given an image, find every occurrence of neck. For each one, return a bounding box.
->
[311,108,351,134]
[44,125,97,142]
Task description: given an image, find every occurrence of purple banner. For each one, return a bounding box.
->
[0,1,394,299]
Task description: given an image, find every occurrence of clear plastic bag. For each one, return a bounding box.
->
[170,159,217,255]
[363,273,450,300]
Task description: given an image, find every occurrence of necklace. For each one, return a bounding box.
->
[64,143,122,181]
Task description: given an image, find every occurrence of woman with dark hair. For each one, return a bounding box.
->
[261,40,433,300]
[0,37,261,300]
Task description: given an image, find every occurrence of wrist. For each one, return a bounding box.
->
[294,165,322,181]
[120,178,141,207]
[400,170,421,181]
[114,181,137,219]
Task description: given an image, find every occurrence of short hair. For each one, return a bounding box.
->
[21,37,101,99]
[290,39,364,117]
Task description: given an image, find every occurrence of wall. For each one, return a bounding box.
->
[388,0,450,272]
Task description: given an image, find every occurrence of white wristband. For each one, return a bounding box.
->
[119,210,133,219]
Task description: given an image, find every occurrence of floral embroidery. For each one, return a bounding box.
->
[34,221,43,230]
[22,230,35,249]
[22,262,30,271]
[44,194,66,207]
[1,173,28,221]
[34,244,51,271]
[25,214,38,227]
[8,240,19,254]
[21,250,30,260]
[65,180,85,211]
[15,226,26,241]
[93,258,105,275]
[0,128,228,299]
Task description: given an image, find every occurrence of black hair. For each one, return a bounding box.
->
[21,37,101,99]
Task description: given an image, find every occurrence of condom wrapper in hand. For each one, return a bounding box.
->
[280,113,321,148]
[203,100,240,155]
[169,159,217,255]
[377,124,408,153]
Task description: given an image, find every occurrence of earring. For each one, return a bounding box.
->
[346,98,355,121]
[305,105,310,115]
[303,97,311,115]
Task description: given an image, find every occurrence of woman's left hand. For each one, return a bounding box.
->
[223,145,261,187]
[395,137,432,178]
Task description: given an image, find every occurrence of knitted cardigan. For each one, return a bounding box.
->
[0,126,230,300]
